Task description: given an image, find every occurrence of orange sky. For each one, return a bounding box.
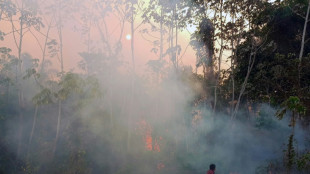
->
[0,2,198,75]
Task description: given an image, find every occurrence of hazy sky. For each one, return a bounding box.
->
[1,0,198,75]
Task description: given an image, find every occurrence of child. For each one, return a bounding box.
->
[207,164,216,174]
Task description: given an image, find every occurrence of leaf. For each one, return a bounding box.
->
[23,68,37,79]
[275,108,286,120]
[33,88,54,105]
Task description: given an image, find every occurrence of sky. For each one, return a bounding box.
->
[0,0,198,76]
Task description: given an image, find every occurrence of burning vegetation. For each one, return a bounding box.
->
[1,0,310,174]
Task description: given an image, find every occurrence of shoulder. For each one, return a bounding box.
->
[207,170,214,174]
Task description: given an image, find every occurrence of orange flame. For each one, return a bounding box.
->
[136,120,161,152]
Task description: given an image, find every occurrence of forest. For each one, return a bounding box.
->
[0,0,310,173]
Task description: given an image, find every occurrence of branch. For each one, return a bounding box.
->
[29,29,44,53]
[4,26,28,36]
[288,5,306,20]
[33,27,54,41]
[22,28,30,37]
[10,16,20,50]
[178,42,190,63]
[140,33,155,44]
[134,21,144,32]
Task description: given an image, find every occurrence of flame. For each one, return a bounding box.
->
[136,119,161,152]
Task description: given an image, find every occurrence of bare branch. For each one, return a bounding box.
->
[288,5,306,19]
[29,29,44,53]
[10,16,20,50]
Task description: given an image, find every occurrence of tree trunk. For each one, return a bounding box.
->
[298,0,310,84]
[53,0,64,158]
[59,24,64,73]
[131,3,135,72]
[17,3,24,158]
[27,105,38,158]
[232,39,256,120]
[299,0,310,62]
[175,5,178,70]
[40,19,53,74]
[53,100,62,158]
[213,0,224,113]
[171,15,174,68]
[230,40,235,116]
[127,2,135,151]
[28,105,38,146]
[160,8,163,60]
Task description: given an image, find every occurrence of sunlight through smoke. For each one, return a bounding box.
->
[126,34,132,40]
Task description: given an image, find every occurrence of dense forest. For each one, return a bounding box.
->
[1,0,310,173]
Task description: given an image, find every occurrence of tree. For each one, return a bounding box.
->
[2,0,44,157]
[276,96,306,174]
[230,1,310,116]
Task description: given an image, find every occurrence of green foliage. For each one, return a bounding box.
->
[57,73,85,100]
[276,96,306,129]
[0,47,17,86]
[0,0,17,17]
[297,152,310,171]
[0,31,5,41]
[285,134,296,172]
[276,96,306,119]
[32,88,53,105]
[1,0,310,174]
[23,68,38,80]
[47,39,58,58]
[33,72,101,107]
[190,18,214,69]
[229,0,310,112]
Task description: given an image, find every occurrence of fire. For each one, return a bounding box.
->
[136,119,161,152]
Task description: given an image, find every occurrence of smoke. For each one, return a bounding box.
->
[1,1,310,174]
[1,48,310,174]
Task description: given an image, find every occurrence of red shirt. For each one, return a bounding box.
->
[207,170,215,174]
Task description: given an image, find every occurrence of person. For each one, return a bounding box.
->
[207,164,216,174]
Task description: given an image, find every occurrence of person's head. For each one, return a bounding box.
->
[210,164,216,171]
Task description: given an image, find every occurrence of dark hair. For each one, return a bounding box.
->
[210,164,216,170]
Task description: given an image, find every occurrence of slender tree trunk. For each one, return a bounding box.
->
[27,105,38,159]
[53,0,64,158]
[109,85,114,127]
[298,0,310,84]
[160,8,163,60]
[232,41,256,120]
[292,112,295,136]
[127,2,135,151]
[6,80,9,107]
[213,0,224,113]
[53,100,62,157]
[230,14,238,117]
[171,18,174,68]
[299,0,310,62]
[57,0,64,74]
[131,3,135,72]
[28,105,38,146]
[17,4,24,158]
[169,7,175,68]
[59,25,64,74]
[230,40,235,116]
[40,20,53,74]
[87,19,92,54]
[175,5,178,70]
